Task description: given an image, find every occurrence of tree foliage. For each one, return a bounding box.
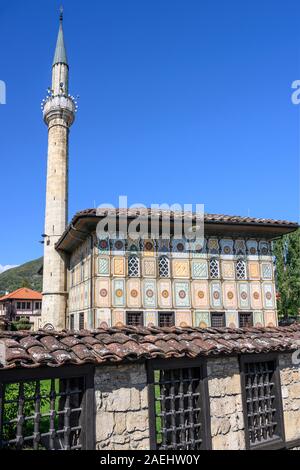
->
[273,228,300,318]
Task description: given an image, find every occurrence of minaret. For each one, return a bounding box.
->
[41,9,76,329]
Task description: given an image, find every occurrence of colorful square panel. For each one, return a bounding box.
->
[223,282,237,309]
[210,282,222,308]
[113,257,125,276]
[96,278,110,308]
[172,259,190,278]
[174,281,190,307]
[191,281,209,309]
[263,283,275,309]
[175,310,192,327]
[248,261,260,280]
[253,311,264,327]
[221,261,235,280]
[225,311,238,328]
[95,308,111,328]
[112,309,125,327]
[238,282,250,309]
[261,262,273,280]
[250,282,262,309]
[194,311,210,328]
[158,280,172,308]
[144,311,158,327]
[264,310,277,327]
[127,279,141,308]
[142,258,156,277]
[191,260,208,279]
[143,280,157,308]
[98,256,110,276]
[113,279,126,307]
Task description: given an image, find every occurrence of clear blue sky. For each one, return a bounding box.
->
[0,0,299,266]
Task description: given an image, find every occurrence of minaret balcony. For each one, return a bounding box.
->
[42,94,76,127]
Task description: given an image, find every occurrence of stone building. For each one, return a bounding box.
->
[40,14,298,331]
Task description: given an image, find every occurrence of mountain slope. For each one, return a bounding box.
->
[0,258,43,296]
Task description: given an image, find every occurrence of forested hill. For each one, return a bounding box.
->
[0,258,43,296]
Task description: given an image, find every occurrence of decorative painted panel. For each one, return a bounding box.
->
[261,262,273,280]
[221,261,235,279]
[111,238,126,255]
[98,238,110,255]
[265,310,277,327]
[96,278,110,308]
[210,282,223,308]
[250,282,262,309]
[127,279,142,308]
[220,239,234,256]
[259,241,271,257]
[95,308,111,328]
[246,240,258,257]
[87,310,94,329]
[191,281,209,308]
[248,261,260,280]
[225,310,238,328]
[84,283,89,308]
[157,239,170,254]
[98,256,110,276]
[223,282,237,309]
[262,283,275,309]
[144,311,158,327]
[207,238,219,255]
[194,311,210,328]
[142,258,156,277]
[113,257,125,276]
[143,239,155,257]
[234,239,246,256]
[238,282,250,309]
[175,311,192,327]
[112,309,125,327]
[191,260,208,279]
[158,280,172,308]
[143,280,157,308]
[127,239,140,253]
[113,279,126,307]
[172,259,190,278]
[190,238,206,258]
[172,239,187,258]
[253,311,264,327]
[174,281,190,308]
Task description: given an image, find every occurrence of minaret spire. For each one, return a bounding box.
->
[41,8,76,330]
[53,6,68,67]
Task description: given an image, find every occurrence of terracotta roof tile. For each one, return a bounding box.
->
[0,288,42,302]
[0,325,300,369]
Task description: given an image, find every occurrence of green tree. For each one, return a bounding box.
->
[273,228,300,318]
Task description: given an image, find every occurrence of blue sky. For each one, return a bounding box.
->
[0,0,299,266]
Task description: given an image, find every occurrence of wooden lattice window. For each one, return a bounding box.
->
[158,256,170,278]
[128,255,140,277]
[236,259,247,280]
[147,359,211,450]
[239,312,253,328]
[126,311,144,327]
[209,258,219,279]
[158,312,175,327]
[0,366,95,450]
[240,355,285,450]
[211,312,226,328]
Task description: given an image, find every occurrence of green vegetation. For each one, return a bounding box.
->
[274,228,300,318]
[0,257,43,296]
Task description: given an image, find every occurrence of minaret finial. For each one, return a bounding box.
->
[60,5,63,22]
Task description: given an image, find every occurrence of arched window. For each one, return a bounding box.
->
[209,258,220,279]
[158,256,170,278]
[128,255,140,277]
[236,259,247,280]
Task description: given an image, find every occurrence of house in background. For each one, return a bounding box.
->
[0,288,42,329]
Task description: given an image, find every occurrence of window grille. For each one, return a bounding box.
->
[79,313,84,330]
[209,258,219,279]
[158,312,175,327]
[239,312,253,328]
[70,314,75,330]
[236,259,247,280]
[211,312,226,328]
[0,367,94,450]
[148,359,211,450]
[126,311,144,327]
[128,255,140,277]
[158,256,170,278]
[240,356,284,449]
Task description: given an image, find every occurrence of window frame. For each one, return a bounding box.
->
[239,353,286,450]
[158,255,170,278]
[128,254,140,278]
[158,311,175,328]
[209,257,220,279]
[79,312,84,330]
[238,311,253,328]
[126,311,144,327]
[236,258,247,280]
[210,312,226,328]
[147,357,212,450]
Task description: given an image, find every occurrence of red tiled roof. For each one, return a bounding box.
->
[0,325,300,369]
[0,288,42,302]
[71,208,298,227]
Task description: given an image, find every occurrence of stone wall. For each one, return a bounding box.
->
[94,363,150,450]
[279,352,300,443]
[207,357,246,450]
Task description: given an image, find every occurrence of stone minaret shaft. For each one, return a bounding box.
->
[41,12,76,329]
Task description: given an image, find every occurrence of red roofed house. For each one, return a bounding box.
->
[0,288,42,329]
